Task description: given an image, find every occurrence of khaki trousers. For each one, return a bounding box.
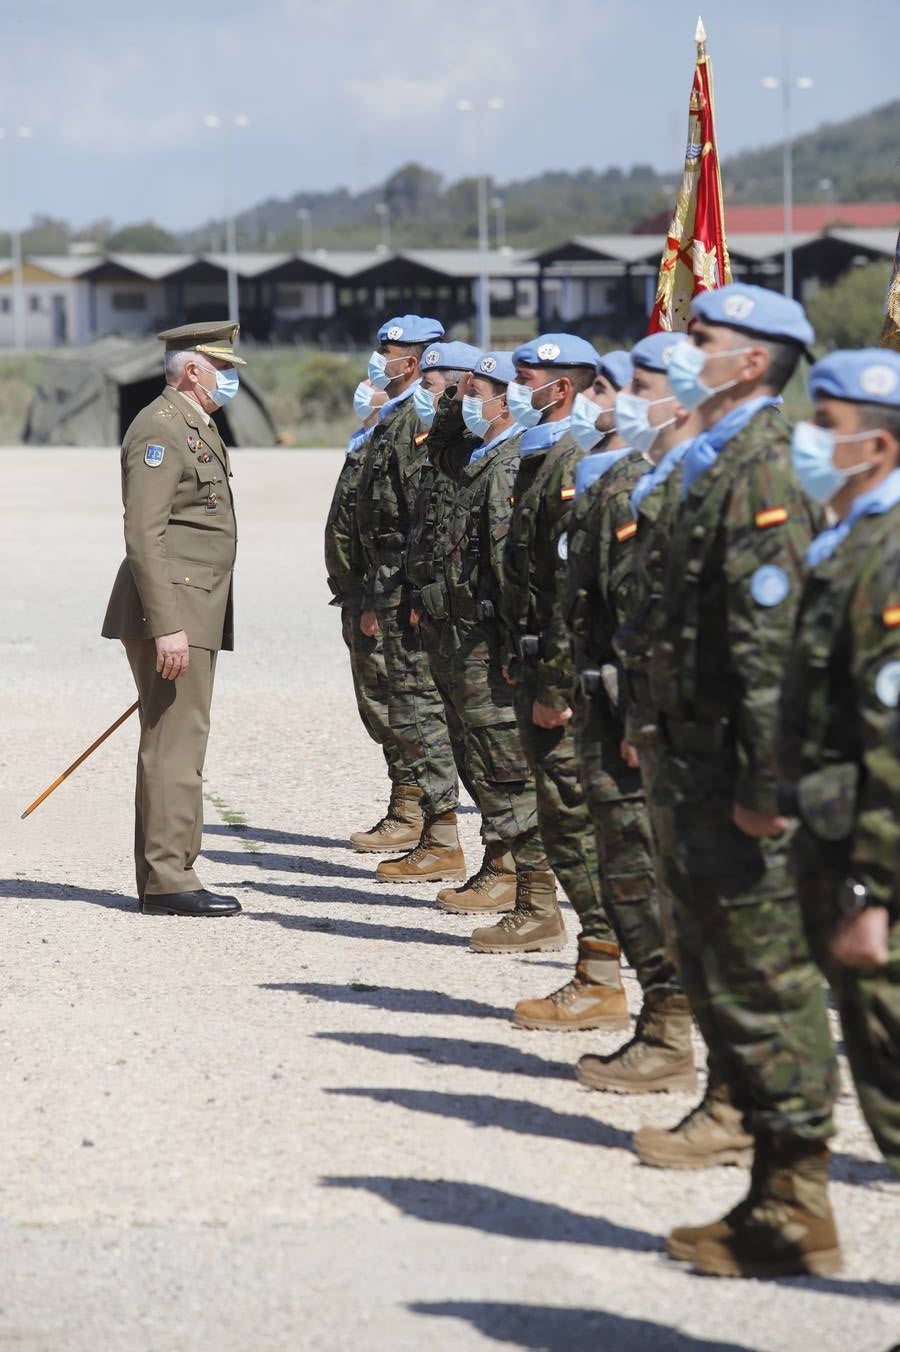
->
[123,639,218,898]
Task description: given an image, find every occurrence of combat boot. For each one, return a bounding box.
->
[576,992,698,1092]
[375,811,466,884]
[692,1139,842,1278]
[512,937,629,1030]
[349,785,424,853]
[469,870,566,954]
[667,1144,769,1261]
[634,1083,754,1170]
[436,841,517,914]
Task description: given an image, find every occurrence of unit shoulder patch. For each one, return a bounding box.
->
[561,485,576,501]
[144,443,165,466]
[875,660,900,708]
[883,605,900,629]
[557,531,568,561]
[615,520,638,542]
[755,507,788,529]
[414,431,429,447]
[750,563,791,607]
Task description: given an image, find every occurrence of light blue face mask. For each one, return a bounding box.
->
[462,391,502,440]
[507,378,559,428]
[209,367,239,406]
[791,421,878,504]
[413,382,438,428]
[666,342,752,411]
[614,390,676,456]
[367,349,407,391]
[570,390,609,450]
[353,380,377,420]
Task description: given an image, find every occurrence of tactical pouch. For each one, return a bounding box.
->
[795,762,860,843]
[420,581,448,620]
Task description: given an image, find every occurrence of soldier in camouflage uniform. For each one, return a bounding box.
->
[561,339,697,1089]
[355,315,466,885]
[422,352,542,914]
[777,348,900,1190]
[473,335,625,991]
[325,385,424,853]
[649,285,840,1280]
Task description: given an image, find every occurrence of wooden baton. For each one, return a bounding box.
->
[20,701,139,819]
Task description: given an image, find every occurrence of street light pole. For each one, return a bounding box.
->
[204,113,249,323]
[297,206,311,252]
[375,201,391,251]
[491,194,506,251]
[1,126,32,351]
[762,73,812,300]
[458,98,503,350]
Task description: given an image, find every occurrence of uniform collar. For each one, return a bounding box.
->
[574,446,632,498]
[168,385,212,426]
[631,437,694,511]
[519,416,571,457]
[681,395,782,495]
[806,468,900,567]
[469,423,519,464]
[378,379,419,424]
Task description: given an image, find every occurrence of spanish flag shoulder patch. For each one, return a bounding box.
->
[755,507,788,529]
[561,485,576,501]
[615,520,638,542]
[883,605,900,629]
[414,431,429,447]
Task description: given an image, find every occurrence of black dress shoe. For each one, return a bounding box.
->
[140,889,241,917]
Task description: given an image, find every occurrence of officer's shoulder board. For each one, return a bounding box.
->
[755,506,788,529]
[883,605,900,629]
[616,520,638,542]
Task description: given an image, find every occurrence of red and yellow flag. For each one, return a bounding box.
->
[648,18,731,333]
[880,226,900,351]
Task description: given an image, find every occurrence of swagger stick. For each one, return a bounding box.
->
[20,701,139,819]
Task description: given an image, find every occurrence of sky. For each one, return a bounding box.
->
[0,0,897,235]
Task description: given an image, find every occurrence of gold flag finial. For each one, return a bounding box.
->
[695,15,707,56]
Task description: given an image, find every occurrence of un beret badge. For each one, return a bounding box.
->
[386,325,404,341]
[424,348,441,366]
[859,364,899,397]
[537,342,561,361]
[722,294,756,321]
[480,356,497,374]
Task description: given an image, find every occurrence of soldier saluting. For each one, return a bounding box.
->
[102,322,244,917]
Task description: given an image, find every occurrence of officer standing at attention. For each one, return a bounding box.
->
[650,284,840,1279]
[325,382,424,855]
[778,348,900,1181]
[355,316,466,885]
[102,321,243,917]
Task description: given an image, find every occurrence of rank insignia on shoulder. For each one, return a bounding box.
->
[616,520,638,542]
[561,486,576,501]
[144,443,165,466]
[415,432,429,447]
[750,564,790,607]
[883,605,900,629]
[755,507,788,529]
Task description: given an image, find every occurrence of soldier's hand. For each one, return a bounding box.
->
[455,372,474,402]
[410,607,421,628]
[732,803,789,837]
[621,739,640,769]
[502,666,515,685]
[830,906,890,970]
[156,630,189,681]
[360,610,381,638]
[532,700,572,729]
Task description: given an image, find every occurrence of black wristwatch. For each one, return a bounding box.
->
[835,879,871,919]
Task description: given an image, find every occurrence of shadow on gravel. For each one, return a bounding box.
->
[410,1301,759,1350]
[205,825,346,848]
[235,880,426,909]
[829,1153,897,1186]
[326,1086,631,1150]
[768,1273,900,1303]
[249,912,470,946]
[203,849,374,881]
[0,879,134,911]
[322,1177,656,1251]
[260,980,510,1020]
[316,1031,574,1081]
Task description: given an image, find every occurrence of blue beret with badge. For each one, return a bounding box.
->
[690,283,815,350]
[474,351,517,385]
[377,314,445,345]
[419,341,483,373]
[513,333,602,372]
[808,348,900,408]
[597,349,634,390]
[630,331,689,374]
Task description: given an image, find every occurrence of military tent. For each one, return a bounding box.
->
[23,338,277,447]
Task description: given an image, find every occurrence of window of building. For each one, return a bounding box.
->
[0,297,9,313]
[29,295,41,313]
[111,291,147,311]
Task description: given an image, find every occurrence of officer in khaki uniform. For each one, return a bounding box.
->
[102,321,243,917]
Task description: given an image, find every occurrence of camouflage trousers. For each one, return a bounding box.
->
[797,864,900,1177]
[340,607,415,787]
[574,692,680,997]
[445,621,544,867]
[418,615,481,809]
[637,734,684,966]
[513,673,613,939]
[656,741,837,1143]
[375,594,458,816]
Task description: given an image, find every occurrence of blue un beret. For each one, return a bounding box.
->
[473,351,517,385]
[808,348,900,408]
[377,314,445,344]
[513,333,602,372]
[420,341,483,373]
[690,283,815,349]
[630,331,689,374]
[597,349,634,390]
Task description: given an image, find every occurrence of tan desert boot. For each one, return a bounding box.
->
[436,841,516,913]
[576,992,698,1092]
[469,870,566,953]
[634,1084,754,1170]
[512,937,629,1030]
[692,1141,842,1278]
[349,785,424,853]
[375,811,466,884]
[667,1145,768,1261]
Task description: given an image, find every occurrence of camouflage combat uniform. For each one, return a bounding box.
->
[650,403,838,1143]
[356,393,458,816]
[779,491,900,1174]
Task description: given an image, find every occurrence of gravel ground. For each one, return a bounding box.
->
[0,448,897,1352]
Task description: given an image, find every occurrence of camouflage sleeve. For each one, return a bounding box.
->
[324,462,360,606]
[848,545,900,906]
[535,453,577,710]
[426,390,476,477]
[724,452,820,814]
[484,453,517,603]
[598,484,641,653]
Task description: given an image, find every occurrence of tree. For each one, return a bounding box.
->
[806,262,893,350]
[104,221,181,253]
